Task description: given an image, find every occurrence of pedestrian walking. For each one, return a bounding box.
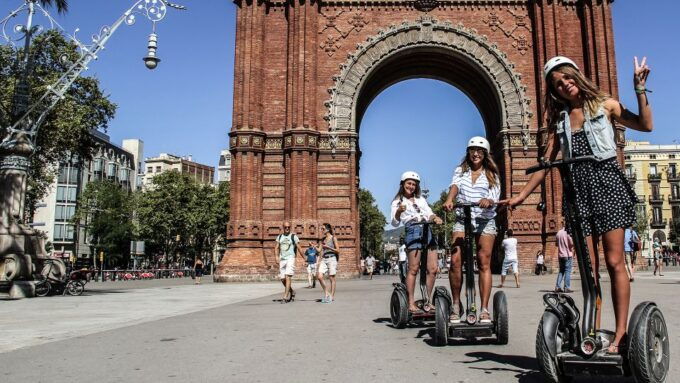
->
[304,241,318,288]
[193,257,204,285]
[653,238,664,276]
[555,227,574,292]
[397,239,407,283]
[502,55,653,354]
[392,171,443,315]
[623,227,640,281]
[317,223,340,303]
[443,136,501,324]
[274,222,303,303]
[365,255,376,279]
[535,250,546,275]
[498,229,520,288]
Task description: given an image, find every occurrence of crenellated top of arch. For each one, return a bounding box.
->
[324,16,533,151]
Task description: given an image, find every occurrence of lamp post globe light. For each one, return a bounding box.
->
[0,0,185,299]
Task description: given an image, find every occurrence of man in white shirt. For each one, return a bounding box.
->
[398,240,407,283]
[365,255,376,280]
[498,229,520,288]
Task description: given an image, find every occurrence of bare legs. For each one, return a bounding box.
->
[316,273,336,301]
[280,275,293,301]
[448,232,495,311]
[585,228,630,351]
[405,248,439,311]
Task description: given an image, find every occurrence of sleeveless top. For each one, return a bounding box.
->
[322,235,337,258]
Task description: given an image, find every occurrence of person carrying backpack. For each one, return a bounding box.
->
[275,222,303,303]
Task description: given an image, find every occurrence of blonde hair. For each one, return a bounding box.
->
[458,148,500,189]
[545,65,609,128]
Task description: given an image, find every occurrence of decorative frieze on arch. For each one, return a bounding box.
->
[324,15,533,152]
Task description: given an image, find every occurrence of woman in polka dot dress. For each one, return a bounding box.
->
[502,56,653,354]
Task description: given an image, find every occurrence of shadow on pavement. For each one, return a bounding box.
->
[461,351,542,382]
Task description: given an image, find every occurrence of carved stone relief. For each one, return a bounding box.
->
[319,11,370,57]
[324,16,533,152]
[482,9,533,55]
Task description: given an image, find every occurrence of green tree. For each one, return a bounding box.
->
[359,188,386,260]
[72,180,134,268]
[1,30,117,217]
[135,172,230,266]
[633,204,649,249]
[429,190,456,248]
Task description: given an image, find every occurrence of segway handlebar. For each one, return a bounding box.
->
[525,155,598,175]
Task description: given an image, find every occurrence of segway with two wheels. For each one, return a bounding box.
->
[390,222,437,328]
[432,202,509,346]
[531,156,670,382]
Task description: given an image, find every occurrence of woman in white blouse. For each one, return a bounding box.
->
[391,171,443,314]
[443,136,501,324]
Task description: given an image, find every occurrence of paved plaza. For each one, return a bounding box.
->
[1,270,678,382]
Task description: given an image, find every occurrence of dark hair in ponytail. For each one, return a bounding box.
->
[323,223,334,235]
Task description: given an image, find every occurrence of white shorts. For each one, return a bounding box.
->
[501,258,518,276]
[366,266,374,273]
[317,256,338,276]
[306,263,316,274]
[279,259,295,279]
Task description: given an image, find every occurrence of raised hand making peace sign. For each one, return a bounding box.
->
[634,56,651,89]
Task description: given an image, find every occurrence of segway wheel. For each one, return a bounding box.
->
[66,281,85,296]
[629,304,670,383]
[536,316,571,383]
[35,281,51,297]
[434,292,450,347]
[493,291,509,345]
[390,286,409,329]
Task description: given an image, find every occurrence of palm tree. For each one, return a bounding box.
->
[38,0,68,13]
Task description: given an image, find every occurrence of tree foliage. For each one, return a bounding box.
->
[429,190,456,248]
[72,180,134,267]
[135,171,230,266]
[359,188,386,259]
[0,30,116,216]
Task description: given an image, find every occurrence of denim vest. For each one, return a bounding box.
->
[556,106,617,161]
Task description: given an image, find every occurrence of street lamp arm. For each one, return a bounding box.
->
[1,0,186,142]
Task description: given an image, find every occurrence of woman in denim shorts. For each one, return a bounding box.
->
[390,171,443,314]
[443,136,501,324]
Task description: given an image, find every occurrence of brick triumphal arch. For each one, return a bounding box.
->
[216,0,622,281]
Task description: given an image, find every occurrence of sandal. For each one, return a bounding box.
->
[480,309,492,323]
[449,302,462,323]
[423,303,434,313]
[408,306,423,314]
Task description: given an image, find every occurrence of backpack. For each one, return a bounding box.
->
[277,233,297,254]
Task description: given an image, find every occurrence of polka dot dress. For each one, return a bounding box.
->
[564,130,637,237]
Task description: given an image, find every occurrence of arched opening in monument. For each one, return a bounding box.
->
[354,46,507,266]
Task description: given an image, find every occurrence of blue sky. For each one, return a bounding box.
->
[1,0,678,223]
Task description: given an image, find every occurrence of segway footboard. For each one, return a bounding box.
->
[449,322,495,338]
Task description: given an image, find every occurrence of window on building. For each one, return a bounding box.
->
[669,163,677,178]
[673,206,680,220]
[650,164,658,175]
[670,155,676,159]
[650,154,657,160]
[147,166,153,173]
[53,224,75,241]
[672,184,680,199]
[156,166,161,173]
[56,186,77,202]
[653,207,662,223]
[652,184,660,199]
[625,165,634,178]
[93,159,104,172]
[624,155,631,160]
[55,205,76,221]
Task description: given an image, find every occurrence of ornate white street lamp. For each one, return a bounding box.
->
[0,0,185,299]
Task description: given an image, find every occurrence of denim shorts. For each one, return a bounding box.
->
[405,223,437,250]
[452,218,497,236]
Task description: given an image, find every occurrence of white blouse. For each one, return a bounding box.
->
[390,196,435,227]
[450,166,501,221]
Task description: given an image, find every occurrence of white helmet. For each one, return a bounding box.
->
[401,171,421,182]
[467,136,490,152]
[543,56,579,80]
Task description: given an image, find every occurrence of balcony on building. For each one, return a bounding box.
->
[670,193,680,205]
[625,171,636,184]
[650,218,667,229]
[649,194,664,204]
[668,170,680,183]
[648,173,662,182]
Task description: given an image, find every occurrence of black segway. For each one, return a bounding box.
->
[432,202,509,346]
[390,223,436,328]
[531,156,670,382]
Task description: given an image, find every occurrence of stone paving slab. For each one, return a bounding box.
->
[0,281,287,353]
